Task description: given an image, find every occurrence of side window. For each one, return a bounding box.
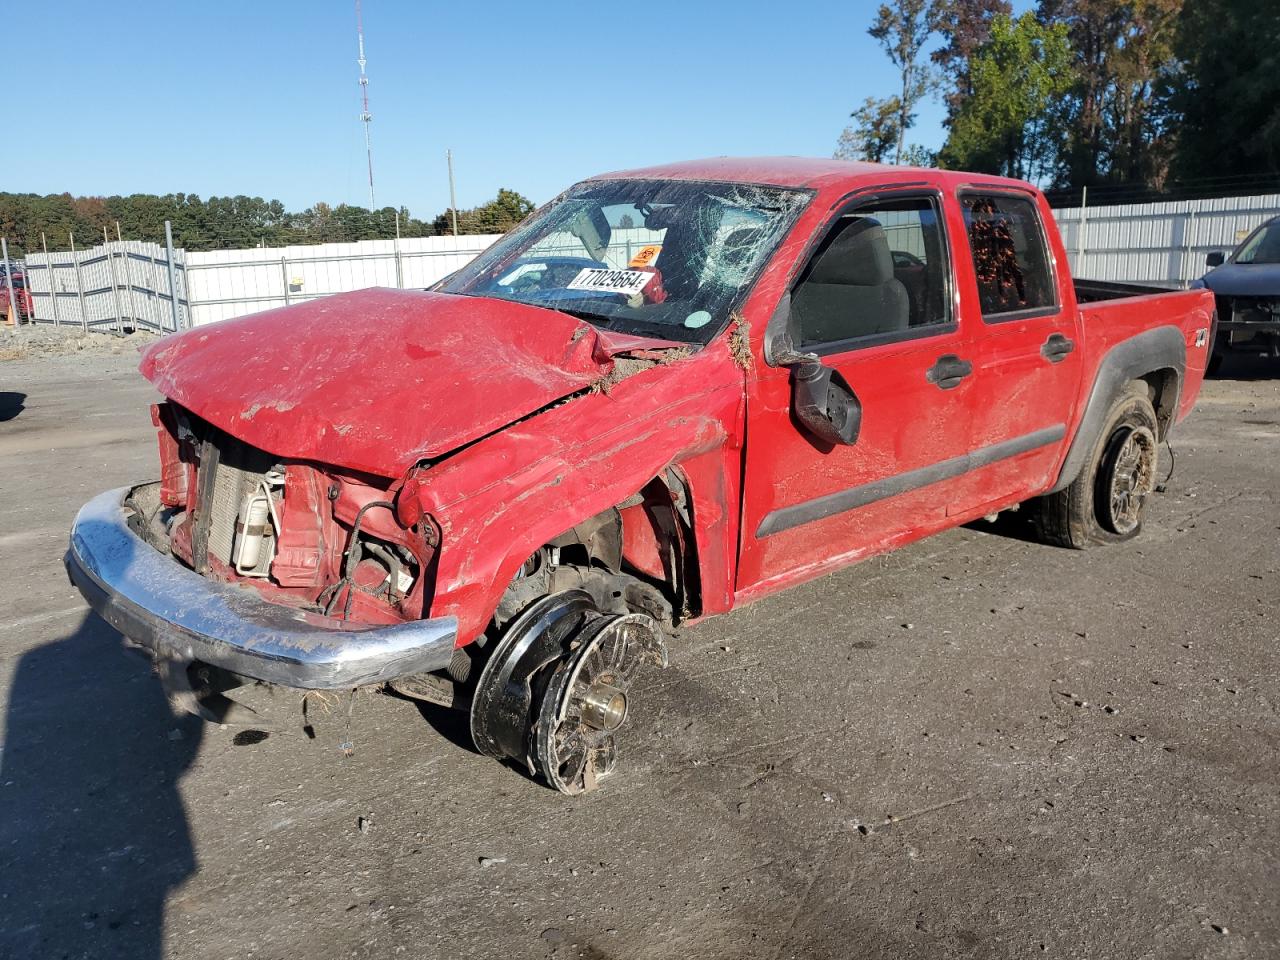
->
[961,193,1057,319]
[794,196,951,350]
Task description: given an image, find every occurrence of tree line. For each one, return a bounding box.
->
[837,0,1280,193]
[0,188,536,258]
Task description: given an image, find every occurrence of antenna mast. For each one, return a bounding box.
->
[356,0,376,209]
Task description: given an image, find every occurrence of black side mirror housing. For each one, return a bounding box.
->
[790,360,862,446]
[1206,251,1225,268]
[763,290,861,446]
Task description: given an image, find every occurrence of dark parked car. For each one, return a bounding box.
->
[1197,215,1280,372]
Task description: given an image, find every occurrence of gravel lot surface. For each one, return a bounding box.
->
[1,346,1277,960]
[0,323,159,362]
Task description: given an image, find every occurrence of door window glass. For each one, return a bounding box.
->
[961,193,1057,318]
[793,196,951,349]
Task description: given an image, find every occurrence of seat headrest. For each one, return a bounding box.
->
[807,218,895,286]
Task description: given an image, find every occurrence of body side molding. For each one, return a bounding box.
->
[757,424,1067,538]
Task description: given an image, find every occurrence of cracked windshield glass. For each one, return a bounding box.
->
[439,179,810,343]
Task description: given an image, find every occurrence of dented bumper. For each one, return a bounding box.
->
[66,485,458,690]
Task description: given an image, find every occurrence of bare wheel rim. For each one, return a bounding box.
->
[1097,423,1157,535]
[469,591,595,763]
[534,613,662,795]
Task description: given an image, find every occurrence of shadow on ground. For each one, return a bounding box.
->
[963,508,1048,545]
[0,391,26,422]
[0,615,202,960]
[1208,352,1280,381]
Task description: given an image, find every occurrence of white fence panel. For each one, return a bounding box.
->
[185,235,502,326]
[1052,194,1280,287]
[23,239,189,332]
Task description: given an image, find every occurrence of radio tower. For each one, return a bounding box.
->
[356,0,376,209]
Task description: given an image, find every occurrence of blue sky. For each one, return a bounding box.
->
[6,1,1013,218]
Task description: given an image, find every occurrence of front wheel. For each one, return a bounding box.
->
[469,589,666,794]
[1030,384,1160,548]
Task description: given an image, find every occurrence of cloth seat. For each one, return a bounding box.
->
[793,218,910,346]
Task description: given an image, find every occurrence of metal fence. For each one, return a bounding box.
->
[181,228,670,326]
[11,192,1280,332]
[183,234,499,326]
[16,230,502,331]
[21,236,190,333]
[1052,193,1280,287]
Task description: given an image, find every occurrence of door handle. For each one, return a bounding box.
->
[926,354,973,390]
[1041,333,1076,363]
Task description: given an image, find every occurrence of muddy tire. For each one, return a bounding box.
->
[1030,383,1160,549]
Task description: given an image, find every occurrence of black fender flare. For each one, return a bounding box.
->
[1048,325,1186,494]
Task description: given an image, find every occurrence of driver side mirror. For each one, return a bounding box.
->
[764,293,862,447]
[1206,251,1225,268]
[787,357,862,446]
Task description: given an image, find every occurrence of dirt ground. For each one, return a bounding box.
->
[0,345,1277,960]
[0,322,160,362]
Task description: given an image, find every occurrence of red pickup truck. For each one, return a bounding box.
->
[67,158,1214,794]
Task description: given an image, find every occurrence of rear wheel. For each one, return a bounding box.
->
[1030,384,1160,548]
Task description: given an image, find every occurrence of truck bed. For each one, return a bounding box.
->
[1072,282,1215,430]
[1074,278,1185,303]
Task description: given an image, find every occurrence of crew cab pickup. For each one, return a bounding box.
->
[66,158,1214,794]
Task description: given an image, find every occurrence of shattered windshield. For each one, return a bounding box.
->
[439,179,811,343]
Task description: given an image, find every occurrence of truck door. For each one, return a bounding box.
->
[736,191,976,594]
[951,190,1084,512]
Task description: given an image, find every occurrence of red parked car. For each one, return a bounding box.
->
[67,158,1214,793]
[1,268,34,324]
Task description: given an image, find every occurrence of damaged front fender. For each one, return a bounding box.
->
[401,344,746,644]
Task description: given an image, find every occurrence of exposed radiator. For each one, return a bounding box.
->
[198,432,277,574]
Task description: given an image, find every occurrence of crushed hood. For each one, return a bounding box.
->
[141,288,651,477]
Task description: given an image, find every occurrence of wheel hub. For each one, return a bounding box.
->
[1098,424,1157,535]
[534,613,664,794]
[580,682,628,732]
[469,591,666,794]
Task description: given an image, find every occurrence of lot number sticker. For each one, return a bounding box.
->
[567,267,654,297]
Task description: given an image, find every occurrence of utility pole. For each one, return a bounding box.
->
[356,0,376,209]
[447,149,459,237]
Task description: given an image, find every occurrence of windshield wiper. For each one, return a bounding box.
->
[544,305,616,329]
[452,291,615,328]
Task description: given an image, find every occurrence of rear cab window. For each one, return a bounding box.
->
[960,192,1058,321]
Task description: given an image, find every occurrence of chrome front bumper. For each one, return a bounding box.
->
[66,485,458,690]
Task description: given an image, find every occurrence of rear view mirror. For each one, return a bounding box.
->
[569,207,612,262]
[1205,251,1225,268]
